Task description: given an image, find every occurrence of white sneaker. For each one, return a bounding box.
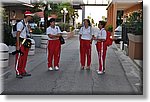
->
[48,67,53,71]
[54,66,59,71]
[97,70,103,75]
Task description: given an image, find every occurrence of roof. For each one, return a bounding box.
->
[35,12,58,18]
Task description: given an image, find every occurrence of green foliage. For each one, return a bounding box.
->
[77,23,82,29]
[3,23,16,46]
[32,27,44,34]
[106,25,113,32]
[70,26,75,32]
[57,23,70,32]
[125,11,143,35]
[33,15,41,24]
[1,9,8,23]
[91,19,94,24]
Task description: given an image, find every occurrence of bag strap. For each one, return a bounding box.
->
[21,20,29,37]
[20,20,25,33]
[56,26,58,33]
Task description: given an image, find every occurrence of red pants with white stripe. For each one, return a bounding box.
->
[47,40,61,68]
[96,42,107,72]
[15,45,29,75]
[80,39,91,67]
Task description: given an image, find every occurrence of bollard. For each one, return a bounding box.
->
[0,43,9,68]
[41,35,48,49]
[120,41,123,50]
[28,38,35,56]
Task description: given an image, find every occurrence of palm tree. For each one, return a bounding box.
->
[31,2,78,32]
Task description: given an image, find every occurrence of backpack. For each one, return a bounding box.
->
[11,20,26,37]
[104,31,113,46]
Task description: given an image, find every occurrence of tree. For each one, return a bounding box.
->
[102,16,106,21]
[91,19,94,24]
[87,16,91,19]
[32,15,41,24]
[31,2,78,32]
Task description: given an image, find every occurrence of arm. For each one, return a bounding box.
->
[48,33,61,39]
[16,31,21,50]
[79,34,82,40]
[16,22,23,50]
[48,26,62,39]
[79,27,83,40]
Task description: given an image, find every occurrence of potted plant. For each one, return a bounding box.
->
[126,10,143,60]
[106,25,113,33]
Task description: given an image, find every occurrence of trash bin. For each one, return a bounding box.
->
[0,43,9,68]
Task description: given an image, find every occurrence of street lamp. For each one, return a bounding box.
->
[61,8,68,24]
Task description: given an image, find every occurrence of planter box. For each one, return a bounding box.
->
[128,33,143,60]
[32,34,43,48]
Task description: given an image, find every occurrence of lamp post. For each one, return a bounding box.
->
[72,15,75,26]
[61,8,68,31]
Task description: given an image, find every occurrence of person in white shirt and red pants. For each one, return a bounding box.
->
[79,19,94,70]
[46,18,62,71]
[15,11,33,78]
[94,21,107,75]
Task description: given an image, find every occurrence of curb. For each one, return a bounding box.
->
[112,42,143,94]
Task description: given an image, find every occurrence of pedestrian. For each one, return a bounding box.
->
[46,18,62,71]
[79,19,94,70]
[93,21,107,75]
[15,11,33,78]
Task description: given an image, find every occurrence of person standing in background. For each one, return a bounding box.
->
[15,11,33,78]
[93,21,107,74]
[46,18,62,71]
[79,19,94,70]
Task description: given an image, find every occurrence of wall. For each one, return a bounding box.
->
[124,3,142,15]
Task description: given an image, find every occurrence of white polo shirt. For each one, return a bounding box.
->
[17,20,29,38]
[79,26,93,40]
[46,26,62,40]
[95,28,107,40]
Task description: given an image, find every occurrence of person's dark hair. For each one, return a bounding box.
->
[47,18,56,26]
[99,21,106,28]
[83,19,91,26]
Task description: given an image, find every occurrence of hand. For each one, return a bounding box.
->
[12,50,24,56]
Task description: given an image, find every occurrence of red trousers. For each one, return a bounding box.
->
[80,39,91,67]
[96,42,107,72]
[15,45,29,75]
[47,40,61,68]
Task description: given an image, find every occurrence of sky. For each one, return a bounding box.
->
[76,6,107,24]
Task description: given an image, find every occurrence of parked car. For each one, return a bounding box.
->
[29,23,37,30]
[114,25,122,43]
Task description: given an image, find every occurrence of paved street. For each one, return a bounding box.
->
[1,35,142,95]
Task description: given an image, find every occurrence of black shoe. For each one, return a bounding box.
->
[22,73,31,77]
[103,70,106,73]
[16,74,23,79]
[81,66,84,70]
[86,67,90,70]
